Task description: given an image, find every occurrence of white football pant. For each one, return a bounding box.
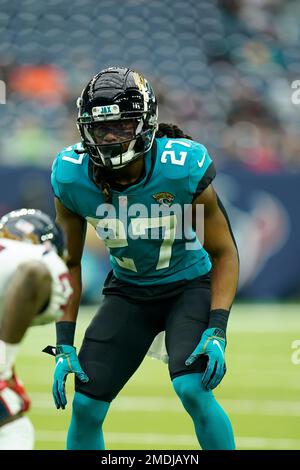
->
[0,416,35,450]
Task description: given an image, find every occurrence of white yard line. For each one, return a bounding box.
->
[34,430,300,449]
[29,393,300,417]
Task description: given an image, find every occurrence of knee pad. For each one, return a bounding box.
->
[173,374,235,450]
[72,392,110,427]
[172,373,213,418]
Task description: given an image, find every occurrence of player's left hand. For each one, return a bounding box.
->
[52,345,89,409]
[185,328,226,390]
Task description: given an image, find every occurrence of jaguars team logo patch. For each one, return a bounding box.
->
[132,71,146,91]
[152,192,175,207]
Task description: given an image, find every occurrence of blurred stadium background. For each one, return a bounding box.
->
[0,0,300,450]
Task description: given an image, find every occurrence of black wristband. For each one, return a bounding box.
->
[208,309,230,333]
[56,321,76,346]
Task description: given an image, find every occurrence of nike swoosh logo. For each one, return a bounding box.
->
[55,357,63,370]
[197,152,206,168]
[213,339,224,357]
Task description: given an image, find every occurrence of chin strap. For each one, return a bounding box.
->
[103,155,113,169]
[74,148,86,155]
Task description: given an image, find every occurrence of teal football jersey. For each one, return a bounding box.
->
[51,137,216,285]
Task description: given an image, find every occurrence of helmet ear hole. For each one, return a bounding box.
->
[77,66,158,169]
[76,97,83,108]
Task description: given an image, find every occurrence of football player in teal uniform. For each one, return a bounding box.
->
[51,67,239,450]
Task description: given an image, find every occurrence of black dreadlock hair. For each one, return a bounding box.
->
[92,123,193,202]
[155,123,192,140]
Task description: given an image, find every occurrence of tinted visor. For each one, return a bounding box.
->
[84,119,138,145]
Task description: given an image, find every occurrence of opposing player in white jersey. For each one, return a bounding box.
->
[0,208,73,449]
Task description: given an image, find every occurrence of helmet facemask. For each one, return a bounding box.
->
[77,110,157,170]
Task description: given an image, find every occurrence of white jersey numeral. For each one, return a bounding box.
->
[130,216,177,270]
[161,139,191,166]
[62,153,84,165]
[87,215,177,272]
[62,144,84,164]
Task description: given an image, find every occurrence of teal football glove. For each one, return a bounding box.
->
[185,328,226,390]
[52,345,89,409]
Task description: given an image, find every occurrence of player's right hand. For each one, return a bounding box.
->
[52,345,89,409]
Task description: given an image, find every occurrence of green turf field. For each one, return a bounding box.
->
[17,303,300,450]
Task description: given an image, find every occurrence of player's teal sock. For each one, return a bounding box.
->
[67,392,110,450]
[172,373,235,450]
